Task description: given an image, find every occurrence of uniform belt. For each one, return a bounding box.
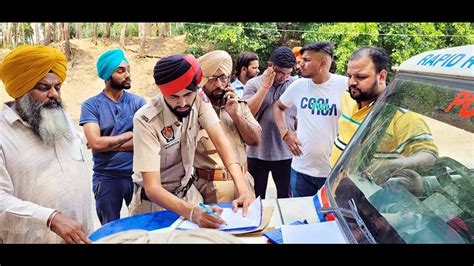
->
[195,163,248,181]
[195,168,230,181]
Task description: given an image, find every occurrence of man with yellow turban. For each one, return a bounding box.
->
[0,45,94,243]
[79,49,146,225]
[193,50,260,204]
[129,54,255,228]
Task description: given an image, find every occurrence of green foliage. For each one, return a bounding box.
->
[171,23,186,36]
[110,23,123,37]
[63,22,473,78]
[435,22,474,47]
[378,23,443,68]
[184,23,281,69]
[183,47,205,58]
[126,23,138,37]
[302,23,379,75]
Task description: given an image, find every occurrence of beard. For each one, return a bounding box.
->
[17,94,72,146]
[165,99,195,119]
[348,79,379,102]
[110,77,131,90]
[246,71,256,80]
[203,86,226,102]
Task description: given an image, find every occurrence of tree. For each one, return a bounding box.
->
[75,23,82,39]
[44,23,52,45]
[302,23,379,75]
[55,23,64,42]
[32,23,41,45]
[2,23,12,48]
[184,22,281,63]
[120,23,128,48]
[63,23,72,60]
[139,23,146,58]
[162,23,170,37]
[92,23,98,44]
[103,23,111,39]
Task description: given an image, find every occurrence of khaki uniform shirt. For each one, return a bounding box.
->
[194,93,259,203]
[130,93,220,214]
[0,103,94,243]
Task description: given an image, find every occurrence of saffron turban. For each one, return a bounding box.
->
[292,47,302,61]
[153,54,202,96]
[0,45,67,99]
[197,50,232,87]
[97,49,129,80]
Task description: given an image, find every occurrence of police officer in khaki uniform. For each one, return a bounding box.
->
[194,50,261,204]
[129,54,255,228]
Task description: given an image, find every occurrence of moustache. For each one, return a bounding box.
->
[213,88,226,97]
[42,99,63,109]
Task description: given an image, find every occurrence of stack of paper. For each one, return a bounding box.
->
[281,220,347,244]
[178,196,262,231]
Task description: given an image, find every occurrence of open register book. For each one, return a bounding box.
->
[177,196,262,232]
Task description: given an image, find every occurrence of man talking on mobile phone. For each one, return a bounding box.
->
[193,50,261,204]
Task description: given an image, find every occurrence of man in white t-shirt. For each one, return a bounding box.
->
[273,41,348,197]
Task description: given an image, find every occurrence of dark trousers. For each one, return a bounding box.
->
[93,175,133,225]
[248,158,292,199]
[290,168,326,197]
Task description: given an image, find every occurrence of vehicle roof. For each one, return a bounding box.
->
[396,45,474,79]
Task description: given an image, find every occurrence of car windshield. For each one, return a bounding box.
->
[327,72,474,244]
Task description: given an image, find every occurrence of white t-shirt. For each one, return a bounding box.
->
[279,74,348,177]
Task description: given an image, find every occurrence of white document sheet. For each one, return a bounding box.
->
[282,220,347,243]
[178,196,262,231]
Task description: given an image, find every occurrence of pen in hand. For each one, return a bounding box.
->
[198,202,227,226]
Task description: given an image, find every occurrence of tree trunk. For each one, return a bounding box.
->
[120,23,128,48]
[103,23,111,38]
[144,23,151,37]
[44,23,52,45]
[163,23,170,37]
[154,23,160,37]
[18,23,25,45]
[2,23,10,48]
[63,23,72,60]
[55,23,64,42]
[139,23,146,58]
[32,23,41,45]
[92,23,98,44]
[75,23,82,39]
[12,23,18,46]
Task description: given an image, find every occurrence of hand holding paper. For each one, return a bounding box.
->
[194,204,225,228]
[232,193,256,216]
[179,196,262,231]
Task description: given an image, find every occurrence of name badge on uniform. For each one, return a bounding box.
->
[164,139,180,149]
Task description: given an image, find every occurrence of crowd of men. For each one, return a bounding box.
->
[0,41,438,243]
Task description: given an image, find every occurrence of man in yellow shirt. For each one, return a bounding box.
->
[330,46,438,188]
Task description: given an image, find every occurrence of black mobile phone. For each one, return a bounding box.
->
[219,88,229,106]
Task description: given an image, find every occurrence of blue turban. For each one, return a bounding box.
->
[96,49,129,80]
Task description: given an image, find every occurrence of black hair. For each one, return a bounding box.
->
[269,46,296,68]
[300,41,334,59]
[349,46,389,73]
[232,52,259,81]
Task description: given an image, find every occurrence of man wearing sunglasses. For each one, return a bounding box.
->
[193,50,261,204]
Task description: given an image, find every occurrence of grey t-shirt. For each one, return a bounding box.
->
[242,75,298,161]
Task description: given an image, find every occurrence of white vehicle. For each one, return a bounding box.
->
[321,45,474,243]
